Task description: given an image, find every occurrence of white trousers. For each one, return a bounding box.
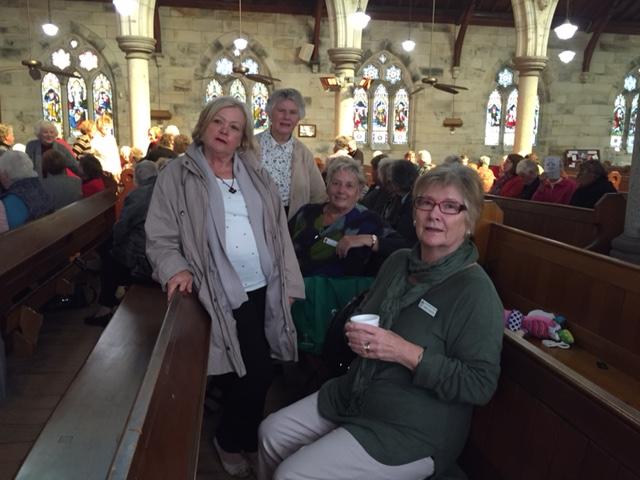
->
[257,392,435,480]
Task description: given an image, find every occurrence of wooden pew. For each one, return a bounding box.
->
[485,192,626,254]
[462,221,640,479]
[16,286,211,479]
[0,190,117,351]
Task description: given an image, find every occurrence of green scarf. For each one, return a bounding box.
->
[347,239,479,413]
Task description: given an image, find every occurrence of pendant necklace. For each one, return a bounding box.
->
[216,174,237,194]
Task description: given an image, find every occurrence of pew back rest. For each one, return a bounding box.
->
[0,190,116,324]
[481,222,640,381]
[485,192,626,254]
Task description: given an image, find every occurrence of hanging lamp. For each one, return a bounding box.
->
[350,0,370,30]
[554,0,578,40]
[42,0,58,36]
[402,0,416,52]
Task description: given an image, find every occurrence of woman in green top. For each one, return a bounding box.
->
[258,163,504,480]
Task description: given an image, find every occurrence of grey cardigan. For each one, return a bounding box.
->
[145,143,305,376]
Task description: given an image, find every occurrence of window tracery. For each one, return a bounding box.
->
[610,73,639,153]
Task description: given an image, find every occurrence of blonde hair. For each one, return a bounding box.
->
[192,96,256,152]
[0,123,13,143]
[95,115,113,136]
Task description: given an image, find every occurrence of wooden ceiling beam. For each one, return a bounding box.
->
[453,0,477,68]
[582,0,623,73]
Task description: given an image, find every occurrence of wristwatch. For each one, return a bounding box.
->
[370,234,378,248]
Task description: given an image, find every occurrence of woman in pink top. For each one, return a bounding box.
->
[531,156,576,204]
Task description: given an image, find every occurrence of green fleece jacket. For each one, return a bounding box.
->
[318,247,503,476]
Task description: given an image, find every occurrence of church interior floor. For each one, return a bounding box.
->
[0,277,313,479]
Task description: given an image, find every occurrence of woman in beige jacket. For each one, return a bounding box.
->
[145,96,304,477]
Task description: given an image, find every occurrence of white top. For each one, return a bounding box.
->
[216,178,266,292]
[258,131,293,207]
[91,133,121,178]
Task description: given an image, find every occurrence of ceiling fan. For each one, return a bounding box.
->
[0,1,80,80]
[196,0,280,85]
[414,0,468,95]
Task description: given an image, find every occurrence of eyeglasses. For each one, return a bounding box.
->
[414,196,467,215]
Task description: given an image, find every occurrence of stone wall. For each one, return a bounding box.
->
[0,0,637,165]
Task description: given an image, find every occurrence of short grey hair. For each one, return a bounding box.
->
[377,157,396,184]
[516,158,538,176]
[265,88,306,119]
[325,156,366,187]
[33,120,57,137]
[479,155,491,167]
[0,151,38,182]
[192,96,256,152]
[134,160,158,185]
[413,163,484,233]
[164,125,180,136]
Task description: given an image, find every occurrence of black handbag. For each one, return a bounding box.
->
[321,289,369,378]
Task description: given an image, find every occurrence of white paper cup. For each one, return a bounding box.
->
[350,314,380,327]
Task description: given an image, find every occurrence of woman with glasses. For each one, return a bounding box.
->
[258,163,503,480]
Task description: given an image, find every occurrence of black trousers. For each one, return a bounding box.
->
[213,286,274,453]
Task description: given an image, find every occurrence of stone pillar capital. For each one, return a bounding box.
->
[116,35,156,60]
[513,56,548,77]
[328,48,362,73]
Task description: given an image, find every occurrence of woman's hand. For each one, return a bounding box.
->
[166,270,193,301]
[344,321,424,371]
[336,234,376,258]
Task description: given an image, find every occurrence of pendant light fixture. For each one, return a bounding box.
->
[558,50,576,63]
[41,0,58,36]
[233,0,248,52]
[113,0,138,17]
[402,0,416,52]
[554,0,578,40]
[350,0,370,30]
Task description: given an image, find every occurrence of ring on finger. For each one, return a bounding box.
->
[364,341,371,353]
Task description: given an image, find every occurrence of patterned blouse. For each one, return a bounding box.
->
[288,203,384,277]
[259,131,294,207]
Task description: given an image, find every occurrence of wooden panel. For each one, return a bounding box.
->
[485,224,640,379]
[16,285,166,480]
[546,415,588,480]
[578,442,620,480]
[110,291,210,479]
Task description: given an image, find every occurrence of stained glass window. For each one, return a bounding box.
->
[93,73,113,117]
[67,76,88,135]
[485,67,543,149]
[230,79,247,102]
[484,90,501,146]
[205,79,223,103]
[52,49,71,71]
[79,51,98,71]
[42,73,63,135]
[385,65,401,85]
[533,94,540,146]
[371,84,389,145]
[216,57,234,76]
[352,87,368,143]
[392,88,409,144]
[242,58,259,75]
[252,83,269,133]
[624,75,637,92]
[610,94,625,150]
[497,68,514,88]
[503,89,518,146]
[354,51,410,146]
[362,64,379,80]
[40,39,115,139]
[626,94,638,153]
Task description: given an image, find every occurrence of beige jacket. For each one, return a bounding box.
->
[256,131,327,219]
[145,144,304,376]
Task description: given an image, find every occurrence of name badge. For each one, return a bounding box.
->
[322,237,338,247]
[419,299,438,317]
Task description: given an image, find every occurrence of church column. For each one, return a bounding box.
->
[513,56,547,155]
[324,0,367,137]
[610,105,640,264]
[116,36,156,151]
[510,0,559,154]
[328,48,362,136]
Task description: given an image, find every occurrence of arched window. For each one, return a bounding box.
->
[610,73,639,153]
[484,67,540,149]
[202,51,272,134]
[353,52,411,148]
[41,38,116,138]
